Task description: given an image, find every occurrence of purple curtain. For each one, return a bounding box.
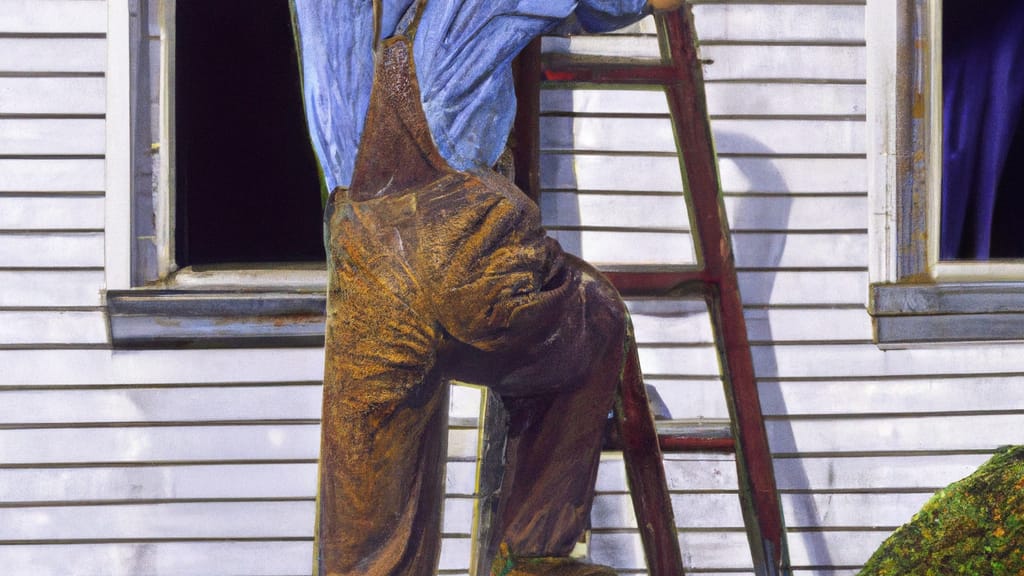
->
[941,0,1024,259]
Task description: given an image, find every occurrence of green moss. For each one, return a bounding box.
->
[858,446,1024,576]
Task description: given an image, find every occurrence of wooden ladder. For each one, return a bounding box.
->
[472,6,790,576]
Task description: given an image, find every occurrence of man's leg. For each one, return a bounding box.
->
[446,257,628,569]
[318,196,450,576]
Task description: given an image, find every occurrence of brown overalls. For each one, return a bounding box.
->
[317,29,631,576]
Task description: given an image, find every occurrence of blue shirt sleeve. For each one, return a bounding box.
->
[292,0,650,190]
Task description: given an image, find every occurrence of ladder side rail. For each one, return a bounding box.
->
[659,9,788,576]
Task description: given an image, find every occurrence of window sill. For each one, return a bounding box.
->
[105,266,328,348]
[869,282,1024,347]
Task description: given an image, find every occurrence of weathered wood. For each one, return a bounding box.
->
[875,313,1024,346]
[872,282,1024,315]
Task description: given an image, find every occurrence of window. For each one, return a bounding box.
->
[105,0,328,347]
[173,0,324,266]
[867,0,1024,346]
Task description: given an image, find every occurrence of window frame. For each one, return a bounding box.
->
[105,0,328,348]
[867,0,1024,346]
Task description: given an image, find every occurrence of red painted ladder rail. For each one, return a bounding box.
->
[498,6,791,576]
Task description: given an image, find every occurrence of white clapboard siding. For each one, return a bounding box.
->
[761,376,1024,416]
[0,232,104,267]
[548,228,696,266]
[540,154,867,193]
[0,39,107,73]
[0,0,106,34]
[592,531,754,571]
[0,196,104,230]
[0,461,480,503]
[772,454,990,492]
[0,426,479,465]
[594,491,932,530]
[0,348,324,386]
[541,191,689,229]
[598,453,989,495]
[544,195,867,232]
[0,270,104,307]
[0,78,106,115]
[691,4,865,43]
[733,232,867,269]
[6,2,1022,575]
[541,118,865,155]
[0,386,322,425]
[0,159,105,193]
[737,271,869,306]
[755,342,1024,379]
[0,310,107,345]
[767,414,1024,455]
[702,45,865,82]
[745,308,873,343]
[0,542,312,576]
[0,119,105,155]
[647,378,731,420]
[0,498,475,540]
[542,83,865,117]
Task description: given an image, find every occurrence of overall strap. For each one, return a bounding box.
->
[373,0,428,48]
[350,0,450,201]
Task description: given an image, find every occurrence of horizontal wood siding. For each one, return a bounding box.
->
[3,2,1024,576]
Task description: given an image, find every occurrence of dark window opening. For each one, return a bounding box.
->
[175,0,325,266]
[941,0,1024,260]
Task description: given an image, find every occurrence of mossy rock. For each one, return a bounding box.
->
[858,445,1024,576]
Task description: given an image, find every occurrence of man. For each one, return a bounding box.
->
[290,1,681,574]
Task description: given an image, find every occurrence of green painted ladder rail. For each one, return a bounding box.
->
[473,6,791,576]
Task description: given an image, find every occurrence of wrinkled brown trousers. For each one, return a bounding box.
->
[317,35,630,576]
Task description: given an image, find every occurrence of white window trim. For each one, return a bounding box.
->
[106,0,134,291]
[104,0,328,347]
[867,0,1024,346]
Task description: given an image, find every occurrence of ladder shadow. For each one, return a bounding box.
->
[717,130,835,570]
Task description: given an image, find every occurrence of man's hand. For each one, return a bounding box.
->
[648,0,685,12]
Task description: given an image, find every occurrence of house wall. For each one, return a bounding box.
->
[1,1,1023,575]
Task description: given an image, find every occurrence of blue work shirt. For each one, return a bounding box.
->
[291,0,650,191]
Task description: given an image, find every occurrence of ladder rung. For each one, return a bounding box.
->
[542,53,677,85]
[606,419,735,453]
[604,269,707,296]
